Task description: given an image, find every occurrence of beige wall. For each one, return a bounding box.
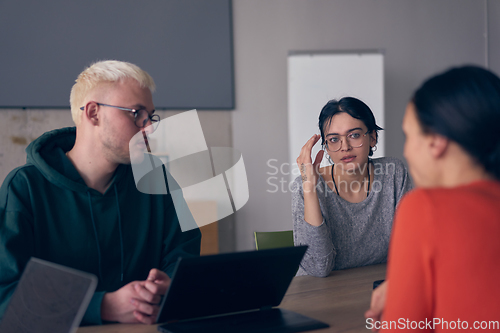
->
[0,110,75,181]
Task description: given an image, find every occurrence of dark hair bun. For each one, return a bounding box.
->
[413,65,500,180]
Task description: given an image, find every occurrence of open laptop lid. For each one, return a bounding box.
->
[0,257,97,333]
[157,245,307,324]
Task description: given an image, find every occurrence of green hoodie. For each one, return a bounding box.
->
[0,127,201,325]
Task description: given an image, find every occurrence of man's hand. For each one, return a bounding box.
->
[364,280,388,332]
[133,269,172,323]
[101,269,171,325]
[144,268,171,295]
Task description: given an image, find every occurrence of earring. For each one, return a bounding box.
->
[323,146,333,164]
[372,145,378,152]
[328,155,333,164]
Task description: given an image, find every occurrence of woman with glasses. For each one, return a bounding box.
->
[366,66,500,331]
[292,97,412,277]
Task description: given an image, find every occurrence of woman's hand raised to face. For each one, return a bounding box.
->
[296,134,325,194]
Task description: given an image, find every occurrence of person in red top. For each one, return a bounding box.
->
[365,65,500,332]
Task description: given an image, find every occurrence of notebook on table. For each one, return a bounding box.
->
[157,246,329,333]
[0,257,97,333]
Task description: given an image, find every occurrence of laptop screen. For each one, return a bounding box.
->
[157,246,307,323]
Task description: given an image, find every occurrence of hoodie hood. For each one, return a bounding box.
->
[25,127,126,194]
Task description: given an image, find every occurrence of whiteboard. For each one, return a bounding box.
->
[287,52,384,182]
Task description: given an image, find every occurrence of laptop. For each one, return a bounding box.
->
[157,246,329,333]
[0,257,97,333]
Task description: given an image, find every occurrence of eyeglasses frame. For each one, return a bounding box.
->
[79,102,160,129]
[324,130,371,152]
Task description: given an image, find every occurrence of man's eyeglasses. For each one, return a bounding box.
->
[324,130,370,152]
[80,103,160,131]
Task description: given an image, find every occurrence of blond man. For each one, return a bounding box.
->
[0,60,201,325]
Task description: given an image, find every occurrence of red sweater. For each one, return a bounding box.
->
[381,181,500,332]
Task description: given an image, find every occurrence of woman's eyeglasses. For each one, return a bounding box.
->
[324,130,369,152]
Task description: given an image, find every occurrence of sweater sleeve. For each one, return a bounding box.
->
[395,160,413,205]
[0,168,36,321]
[80,292,105,325]
[292,177,335,277]
[0,211,34,321]
[381,190,435,332]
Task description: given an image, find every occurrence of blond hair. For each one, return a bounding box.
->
[69,60,156,125]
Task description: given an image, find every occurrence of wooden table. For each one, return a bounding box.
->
[78,264,386,333]
[281,263,386,332]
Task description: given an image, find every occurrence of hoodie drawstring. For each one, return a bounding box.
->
[114,184,125,282]
[87,191,103,282]
[87,186,125,283]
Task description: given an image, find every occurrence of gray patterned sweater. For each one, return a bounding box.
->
[292,157,412,277]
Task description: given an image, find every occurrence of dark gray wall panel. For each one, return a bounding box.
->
[488,0,500,75]
[0,0,234,109]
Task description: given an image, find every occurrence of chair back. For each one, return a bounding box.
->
[254,230,294,250]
